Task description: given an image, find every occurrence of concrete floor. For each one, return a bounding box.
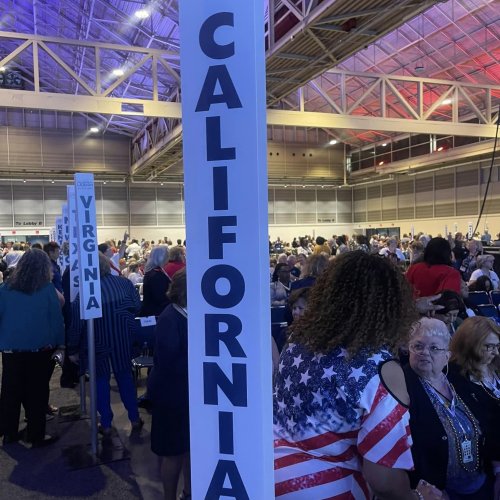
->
[0,361,164,499]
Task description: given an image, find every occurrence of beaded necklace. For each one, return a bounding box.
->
[480,373,500,400]
[421,378,481,473]
[473,370,500,400]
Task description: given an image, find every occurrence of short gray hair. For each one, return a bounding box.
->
[476,254,494,268]
[144,245,169,272]
[410,316,451,345]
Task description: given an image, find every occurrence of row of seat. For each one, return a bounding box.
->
[467,290,500,307]
[466,291,500,323]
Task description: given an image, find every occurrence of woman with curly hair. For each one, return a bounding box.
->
[274,251,442,499]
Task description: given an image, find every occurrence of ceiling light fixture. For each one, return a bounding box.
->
[329,139,338,145]
[134,9,150,19]
[414,64,425,73]
[90,126,99,133]
[442,98,452,105]
[51,180,55,184]
[0,66,6,72]
[382,143,387,147]
[112,68,125,77]
[379,161,384,166]
[437,146,444,152]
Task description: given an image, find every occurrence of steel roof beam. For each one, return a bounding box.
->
[266,110,497,138]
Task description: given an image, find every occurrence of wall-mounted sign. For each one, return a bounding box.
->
[14,220,44,227]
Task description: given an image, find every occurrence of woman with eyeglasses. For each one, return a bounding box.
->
[449,317,500,498]
[404,317,496,499]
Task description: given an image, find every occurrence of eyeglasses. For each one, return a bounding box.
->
[409,343,448,356]
[483,343,500,353]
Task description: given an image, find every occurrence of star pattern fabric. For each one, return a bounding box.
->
[274,343,413,499]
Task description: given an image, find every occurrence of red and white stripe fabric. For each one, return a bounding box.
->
[274,346,413,499]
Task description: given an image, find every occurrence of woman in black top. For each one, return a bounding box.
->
[139,245,170,317]
[148,269,190,500]
[404,317,495,499]
[449,316,500,497]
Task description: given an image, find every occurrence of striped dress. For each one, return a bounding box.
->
[69,274,141,377]
[274,343,413,499]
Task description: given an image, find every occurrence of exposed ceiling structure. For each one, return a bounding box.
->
[0,0,498,185]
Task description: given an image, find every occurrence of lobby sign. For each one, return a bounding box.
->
[74,173,102,320]
[67,185,79,302]
[179,2,273,498]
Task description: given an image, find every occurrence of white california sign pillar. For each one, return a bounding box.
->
[179,1,274,498]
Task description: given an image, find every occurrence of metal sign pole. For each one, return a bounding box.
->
[79,375,87,414]
[87,318,98,456]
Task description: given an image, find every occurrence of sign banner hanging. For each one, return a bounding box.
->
[55,216,64,270]
[179,2,273,499]
[67,185,79,302]
[74,173,102,320]
[61,204,70,274]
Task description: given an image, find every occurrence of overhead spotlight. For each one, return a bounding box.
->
[90,126,99,133]
[379,161,384,166]
[23,179,26,183]
[160,182,164,186]
[112,68,125,77]
[284,184,288,188]
[302,185,306,188]
[103,181,107,185]
[437,146,444,152]
[0,66,6,72]
[321,185,325,188]
[51,180,55,184]
[134,9,150,19]
[442,98,452,105]
[381,143,387,147]
[329,139,338,145]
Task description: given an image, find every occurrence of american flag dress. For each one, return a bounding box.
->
[274,343,413,499]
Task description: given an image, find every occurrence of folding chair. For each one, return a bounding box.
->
[131,316,156,383]
[476,304,499,321]
[271,307,289,353]
[490,290,500,308]
[467,291,491,307]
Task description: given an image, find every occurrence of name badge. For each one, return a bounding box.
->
[461,439,473,463]
[139,316,156,327]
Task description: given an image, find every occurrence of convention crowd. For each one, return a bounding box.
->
[0,228,498,500]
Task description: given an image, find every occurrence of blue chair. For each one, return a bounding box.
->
[490,291,500,307]
[271,306,288,353]
[467,291,491,307]
[476,304,499,320]
[271,306,286,324]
